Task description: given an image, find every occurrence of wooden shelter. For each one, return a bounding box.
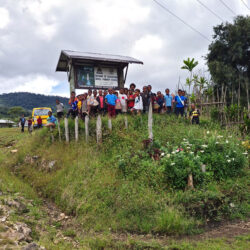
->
[56,50,143,92]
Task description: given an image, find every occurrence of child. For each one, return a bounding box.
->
[81,93,88,120]
[131,89,143,114]
[119,88,128,113]
[115,92,122,115]
[96,90,106,115]
[67,91,78,118]
[37,116,42,128]
[164,88,173,114]
[46,111,57,128]
[28,117,32,133]
[156,91,164,113]
[189,104,200,124]
[105,88,117,118]
[127,89,135,112]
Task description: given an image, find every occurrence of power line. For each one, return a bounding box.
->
[152,0,211,42]
[196,0,224,22]
[218,0,237,15]
[240,0,250,11]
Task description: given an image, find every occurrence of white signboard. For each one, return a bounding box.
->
[94,67,118,88]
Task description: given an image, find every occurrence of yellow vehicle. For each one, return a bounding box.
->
[32,107,52,127]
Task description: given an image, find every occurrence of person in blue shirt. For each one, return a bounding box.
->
[174,89,186,117]
[46,111,57,128]
[19,114,26,132]
[105,88,117,118]
[164,88,173,114]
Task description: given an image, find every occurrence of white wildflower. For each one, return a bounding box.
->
[226,140,229,144]
[215,142,219,144]
[207,131,210,134]
[200,150,204,153]
[170,162,175,166]
[228,136,232,138]
[190,152,194,154]
[201,145,208,148]
[242,152,248,155]
[230,203,235,208]
[172,151,176,154]
[232,158,235,161]
[183,138,187,141]
[227,160,231,163]
[226,155,229,158]
[161,153,165,157]
[167,154,171,158]
[187,146,191,149]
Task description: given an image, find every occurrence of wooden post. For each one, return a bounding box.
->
[64,118,69,143]
[108,118,112,131]
[187,174,194,189]
[75,116,79,142]
[85,115,89,142]
[96,114,102,143]
[50,126,54,143]
[148,101,153,140]
[57,120,61,141]
[124,115,128,129]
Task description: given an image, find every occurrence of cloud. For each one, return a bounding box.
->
[0,0,248,97]
[0,7,10,29]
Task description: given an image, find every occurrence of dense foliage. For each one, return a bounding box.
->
[0,92,69,114]
[207,15,250,107]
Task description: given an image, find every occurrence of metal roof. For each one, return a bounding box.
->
[0,119,15,124]
[56,50,143,72]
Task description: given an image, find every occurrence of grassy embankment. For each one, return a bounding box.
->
[0,114,249,249]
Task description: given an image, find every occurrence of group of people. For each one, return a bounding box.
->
[61,83,200,124]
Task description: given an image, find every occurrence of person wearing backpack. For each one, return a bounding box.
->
[174,89,186,117]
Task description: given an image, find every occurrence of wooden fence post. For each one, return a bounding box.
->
[124,115,128,129]
[64,118,69,143]
[96,114,102,143]
[57,119,61,141]
[85,115,89,142]
[75,116,79,142]
[108,118,112,131]
[50,126,54,143]
[148,101,153,140]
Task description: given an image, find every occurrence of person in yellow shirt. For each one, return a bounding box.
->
[189,104,200,124]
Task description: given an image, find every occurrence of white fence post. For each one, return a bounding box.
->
[85,115,89,142]
[124,115,128,129]
[108,118,112,131]
[64,118,69,143]
[96,114,102,143]
[50,126,54,143]
[75,116,79,142]
[148,101,153,140]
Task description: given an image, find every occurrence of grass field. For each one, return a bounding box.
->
[0,115,249,249]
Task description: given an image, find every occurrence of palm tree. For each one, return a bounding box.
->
[181,58,199,94]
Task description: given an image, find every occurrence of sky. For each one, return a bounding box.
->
[0,0,249,97]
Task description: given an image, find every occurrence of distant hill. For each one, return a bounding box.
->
[0,92,69,113]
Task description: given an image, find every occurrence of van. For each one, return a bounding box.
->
[32,107,52,127]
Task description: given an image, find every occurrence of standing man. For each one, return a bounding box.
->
[182,90,188,118]
[105,88,117,118]
[20,114,26,132]
[174,89,185,117]
[164,88,173,114]
[56,99,64,120]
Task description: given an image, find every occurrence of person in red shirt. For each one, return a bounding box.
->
[96,90,106,115]
[37,116,42,128]
[127,89,135,112]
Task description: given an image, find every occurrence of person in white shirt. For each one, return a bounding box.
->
[119,88,128,113]
[56,99,64,119]
[131,89,143,114]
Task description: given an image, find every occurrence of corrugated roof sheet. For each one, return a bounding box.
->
[56,50,143,71]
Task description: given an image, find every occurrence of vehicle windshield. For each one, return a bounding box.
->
[34,109,50,116]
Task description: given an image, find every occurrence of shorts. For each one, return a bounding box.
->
[107,104,116,117]
[57,112,64,119]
